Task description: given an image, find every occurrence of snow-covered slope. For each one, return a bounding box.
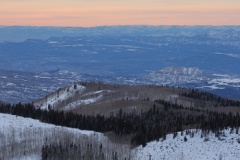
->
[0,113,131,160]
[134,129,240,160]
[0,113,93,135]
[33,82,116,111]
[34,83,86,110]
[0,113,96,160]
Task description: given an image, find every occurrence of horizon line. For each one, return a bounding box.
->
[1,24,240,28]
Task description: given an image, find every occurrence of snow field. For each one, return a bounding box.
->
[134,129,240,160]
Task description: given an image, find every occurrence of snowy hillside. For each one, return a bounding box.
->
[0,113,95,160]
[0,113,131,160]
[34,83,86,110]
[1,113,240,159]
[33,83,116,111]
[134,129,240,160]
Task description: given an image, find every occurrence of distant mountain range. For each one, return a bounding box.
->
[1,25,240,43]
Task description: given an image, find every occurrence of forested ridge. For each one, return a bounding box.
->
[1,88,240,147]
[180,89,240,107]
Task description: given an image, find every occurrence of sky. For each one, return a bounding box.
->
[1,0,240,27]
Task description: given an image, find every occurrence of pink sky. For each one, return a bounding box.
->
[1,0,240,26]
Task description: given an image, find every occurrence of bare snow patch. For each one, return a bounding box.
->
[213,52,240,58]
[6,82,16,86]
[64,95,103,110]
[48,41,58,44]
[63,90,114,111]
[197,85,225,90]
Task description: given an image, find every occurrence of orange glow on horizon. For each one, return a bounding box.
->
[1,1,240,27]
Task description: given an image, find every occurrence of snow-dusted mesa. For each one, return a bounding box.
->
[146,66,207,85]
[133,129,240,160]
[34,83,86,110]
[160,67,203,76]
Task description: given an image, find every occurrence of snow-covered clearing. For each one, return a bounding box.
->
[64,90,114,110]
[64,95,103,110]
[134,129,240,160]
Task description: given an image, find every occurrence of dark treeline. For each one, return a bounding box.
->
[0,101,240,147]
[180,89,240,107]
